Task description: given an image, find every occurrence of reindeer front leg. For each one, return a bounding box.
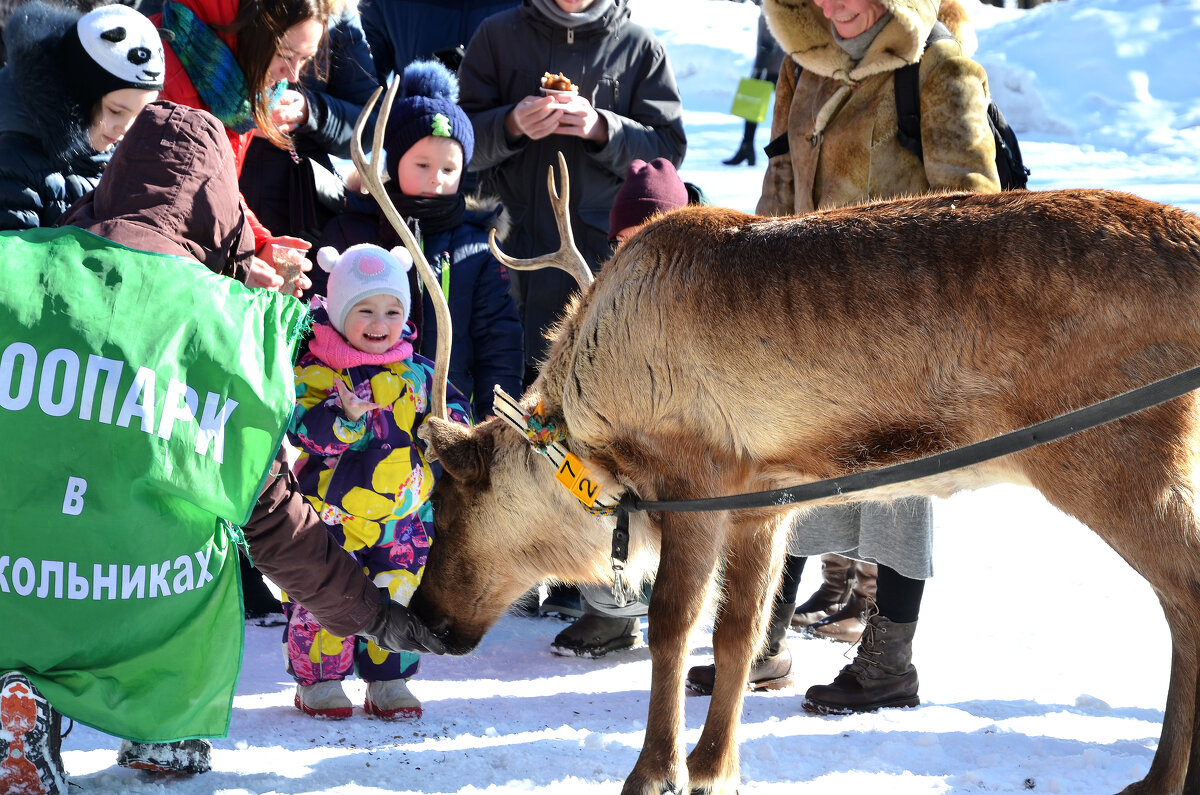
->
[687,511,786,794]
[623,511,726,795]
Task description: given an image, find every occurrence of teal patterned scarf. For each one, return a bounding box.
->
[160,1,257,133]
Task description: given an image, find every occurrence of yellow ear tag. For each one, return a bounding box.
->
[555,451,602,508]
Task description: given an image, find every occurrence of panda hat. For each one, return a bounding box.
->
[59,4,165,111]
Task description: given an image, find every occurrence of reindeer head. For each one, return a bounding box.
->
[411,415,623,653]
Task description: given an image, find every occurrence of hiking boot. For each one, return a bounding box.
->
[539,584,583,619]
[364,679,421,720]
[791,554,854,629]
[294,680,353,719]
[0,672,67,795]
[804,562,877,643]
[685,647,794,696]
[116,739,211,774]
[803,611,920,714]
[550,614,641,658]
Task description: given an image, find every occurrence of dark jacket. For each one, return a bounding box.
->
[59,100,382,636]
[358,0,519,83]
[240,7,381,243]
[321,193,524,420]
[0,1,108,231]
[458,0,686,368]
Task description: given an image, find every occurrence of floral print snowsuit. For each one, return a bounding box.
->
[284,303,469,686]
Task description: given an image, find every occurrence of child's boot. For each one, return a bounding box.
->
[364,679,422,720]
[294,680,353,719]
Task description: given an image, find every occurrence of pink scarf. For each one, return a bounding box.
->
[308,322,414,369]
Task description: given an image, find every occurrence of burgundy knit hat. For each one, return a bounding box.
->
[608,158,689,242]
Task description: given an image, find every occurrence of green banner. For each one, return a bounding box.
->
[0,227,307,741]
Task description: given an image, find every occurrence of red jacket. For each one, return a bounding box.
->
[153,0,274,252]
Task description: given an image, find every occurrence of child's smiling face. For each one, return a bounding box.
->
[343,294,408,354]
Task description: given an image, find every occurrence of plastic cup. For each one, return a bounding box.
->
[271,243,308,292]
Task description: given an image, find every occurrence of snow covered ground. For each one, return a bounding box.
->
[57,0,1200,792]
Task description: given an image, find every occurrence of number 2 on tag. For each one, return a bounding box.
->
[556,452,601,507]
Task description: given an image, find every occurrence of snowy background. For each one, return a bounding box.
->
[58,0,1200,792]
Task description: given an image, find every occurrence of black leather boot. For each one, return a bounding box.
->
[722,121,758,166]
[803,611,920,714]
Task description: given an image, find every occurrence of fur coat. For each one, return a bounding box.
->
[757,0,1000,215]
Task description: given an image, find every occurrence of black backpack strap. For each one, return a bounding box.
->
[894,21,956,161]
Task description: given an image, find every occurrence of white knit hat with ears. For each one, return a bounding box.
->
[317,244,414,335]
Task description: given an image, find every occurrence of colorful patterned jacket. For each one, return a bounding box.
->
[288,302,471,552]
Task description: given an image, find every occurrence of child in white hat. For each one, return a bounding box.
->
[285,243,470,721]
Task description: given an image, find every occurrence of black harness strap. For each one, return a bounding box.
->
[620,363,1200,515]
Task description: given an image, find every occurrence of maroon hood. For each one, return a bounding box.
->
[59,100,253,279]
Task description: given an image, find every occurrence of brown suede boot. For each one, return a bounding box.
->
[802,611,919,714]
[804,561,877,642]
[790,554,854,629]
[685,647,793,696]
[686,571,797,695]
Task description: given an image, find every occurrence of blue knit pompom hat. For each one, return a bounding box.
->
[383,60,475,181]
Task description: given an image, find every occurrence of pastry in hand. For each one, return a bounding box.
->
[540,71,577,96]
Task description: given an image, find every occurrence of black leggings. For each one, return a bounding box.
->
[874,563,925,623]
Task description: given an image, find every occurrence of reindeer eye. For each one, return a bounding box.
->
[100,26,127,43]
[128,46,152,66]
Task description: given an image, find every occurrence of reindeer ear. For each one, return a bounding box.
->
[418,417,493,483]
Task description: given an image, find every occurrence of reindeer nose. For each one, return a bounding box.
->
[429,615,451,639]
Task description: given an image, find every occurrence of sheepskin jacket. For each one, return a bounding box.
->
[757,0,999,215]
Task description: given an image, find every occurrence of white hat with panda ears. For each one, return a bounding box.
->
[317,245,415,335]
[59,4,165,111]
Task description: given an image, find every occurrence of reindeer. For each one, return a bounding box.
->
[350,84,1200,795]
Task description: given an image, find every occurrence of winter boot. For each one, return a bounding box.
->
[294,680,353,719]
[791,554,854,629]
[116,739,212,774]
[550,614,642,658]
[805,561,877,643]
[539,584,583,619]
[722,121,758,166]
[685,647,793,696]
[364,679,422,720]
[803,610,920,714]
[0,672,67,795]
[686,574,796,695]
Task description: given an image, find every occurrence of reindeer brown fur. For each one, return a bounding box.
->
[411,187,1200,795]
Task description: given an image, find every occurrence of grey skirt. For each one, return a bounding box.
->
[786,497,934,579]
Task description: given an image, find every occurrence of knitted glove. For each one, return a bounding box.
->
[360,593,447,655]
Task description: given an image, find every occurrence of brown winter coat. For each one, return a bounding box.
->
[59,101,381,636]
[758,0,999,214]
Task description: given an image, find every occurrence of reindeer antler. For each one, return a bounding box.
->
[489,151,592,288]
[352,82,451,421]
